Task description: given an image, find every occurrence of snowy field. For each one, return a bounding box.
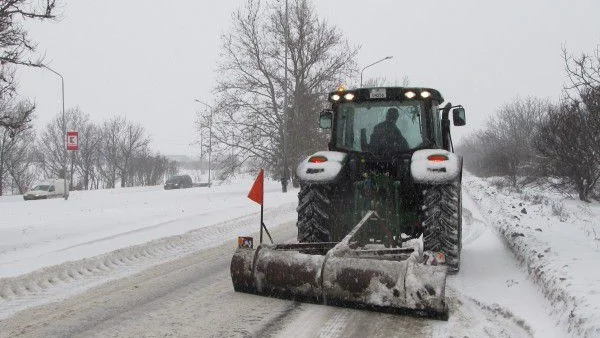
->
[0,174,598,337]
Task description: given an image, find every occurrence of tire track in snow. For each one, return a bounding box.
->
[316,309,353,338]
[430,289,534,338]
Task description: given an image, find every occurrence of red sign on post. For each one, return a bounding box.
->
[67,131,79,151]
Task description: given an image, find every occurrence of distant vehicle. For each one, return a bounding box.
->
[164,175,193,190]
[23,179,68,200]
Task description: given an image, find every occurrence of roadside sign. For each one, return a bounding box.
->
[67,131,78,151]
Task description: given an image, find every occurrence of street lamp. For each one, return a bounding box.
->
[42,64,68,200]
[194,99,213,186]
[360,56,393,87]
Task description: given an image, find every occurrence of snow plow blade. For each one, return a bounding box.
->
[230,211,448,319]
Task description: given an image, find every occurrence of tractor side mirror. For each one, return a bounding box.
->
[319,109,333,129]
[452,107,466,126]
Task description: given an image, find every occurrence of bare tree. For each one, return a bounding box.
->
[0,1,58,131]
[534,102,600,202]
[97,116,125,188]
[0,99,35,195]
[130,152,173,186]
[37,110,73,179]
[4,126,37,193]
[0,75,34,131]
[0,0,58,66]
[541,44,600,201]
[487,97,549,187]
[458,97,549,187]
[117,122,149,187]
[563,45,600,106]
[457,129,510,178]
[96,116,150,188]
[208,0,358,191]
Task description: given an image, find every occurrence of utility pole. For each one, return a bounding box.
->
[42,65,68,200]
[194,99,213,186]
[281,0,289,193]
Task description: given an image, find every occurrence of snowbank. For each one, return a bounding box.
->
[465,174,600,338]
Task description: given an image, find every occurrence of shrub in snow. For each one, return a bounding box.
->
[551,201,569,222]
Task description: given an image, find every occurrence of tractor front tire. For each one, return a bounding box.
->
[422,181,462,273]
[296,184,333,243]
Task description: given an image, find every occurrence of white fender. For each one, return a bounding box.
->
[411,149,461,184]
[296,151,347,183]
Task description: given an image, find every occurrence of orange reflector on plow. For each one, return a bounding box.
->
[238,236,253,248]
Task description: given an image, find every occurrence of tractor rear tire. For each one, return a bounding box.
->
[296,184,333,243]
[422,181,462,273]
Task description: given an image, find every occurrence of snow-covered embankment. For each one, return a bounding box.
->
[465,174,600,338]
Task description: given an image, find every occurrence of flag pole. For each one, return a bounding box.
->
[247,168,272,244]
[260,204,264,244]
[261,206,273,244]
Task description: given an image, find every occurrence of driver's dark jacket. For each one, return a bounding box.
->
[370,121,409,152]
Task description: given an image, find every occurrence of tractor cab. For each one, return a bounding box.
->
[319,87,465,155]
[231,85,468,319]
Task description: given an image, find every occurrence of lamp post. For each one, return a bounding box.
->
[194,99,213,186]
[42,65,68,200]
[360,56,393,87]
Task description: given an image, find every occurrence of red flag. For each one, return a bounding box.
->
[247,169,264,205]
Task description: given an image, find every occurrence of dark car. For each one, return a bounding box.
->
[164,175,193,190]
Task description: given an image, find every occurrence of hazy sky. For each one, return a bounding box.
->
[16,0,600,156]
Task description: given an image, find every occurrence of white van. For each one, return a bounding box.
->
[23,179,68,200]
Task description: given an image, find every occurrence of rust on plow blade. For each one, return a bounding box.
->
[230,211,449,320]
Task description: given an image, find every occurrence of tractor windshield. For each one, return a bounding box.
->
[335,100,424,153]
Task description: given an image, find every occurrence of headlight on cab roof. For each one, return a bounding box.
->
[404,91,416,99]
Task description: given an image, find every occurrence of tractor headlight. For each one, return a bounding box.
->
[344,93,354,101]
[331,94,341,101]
[421,91,431,98]
[404,91,416,99]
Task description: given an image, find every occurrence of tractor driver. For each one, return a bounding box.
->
[370,107,409,153]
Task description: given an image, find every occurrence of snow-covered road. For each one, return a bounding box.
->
[0,181,569,337]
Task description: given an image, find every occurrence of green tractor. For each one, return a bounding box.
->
[230,86,465,318]
[296,86,466,272]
